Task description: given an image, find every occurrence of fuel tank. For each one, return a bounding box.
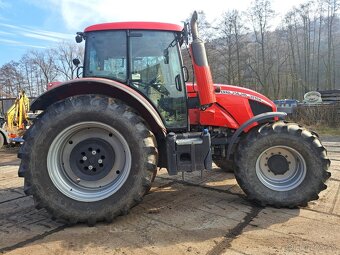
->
[187,83,277,129]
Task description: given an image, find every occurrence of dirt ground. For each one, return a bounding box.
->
[0,136,339,255]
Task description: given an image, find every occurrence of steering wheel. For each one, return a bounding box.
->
[132,78,170,96]
[150,82,170,96]
[148,76,170,96]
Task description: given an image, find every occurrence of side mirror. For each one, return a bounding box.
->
[72,58,80,67]
[75,32,84,43]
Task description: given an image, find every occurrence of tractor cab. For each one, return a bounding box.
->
[76,23,188,130]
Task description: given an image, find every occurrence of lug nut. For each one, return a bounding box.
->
[88,165,93,170]
[82,156,87,161]
[98,159,103,164]
[92,150,97,155]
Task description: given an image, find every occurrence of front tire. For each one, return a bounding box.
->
[234,121,331,207]
[18,95,158,225]
[213,158,234,172]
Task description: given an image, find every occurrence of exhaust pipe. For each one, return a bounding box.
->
[190,11,216,107]
[191,11,199,41]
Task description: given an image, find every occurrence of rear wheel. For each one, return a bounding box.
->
[47,121,132,202]
[18,95,158,225]
[234,121,331,207]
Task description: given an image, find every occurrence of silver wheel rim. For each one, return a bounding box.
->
[47,121,131,202]
[255,146,306,191]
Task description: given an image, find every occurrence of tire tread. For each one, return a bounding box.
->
[18,94,158,225]
[234,121,331,208]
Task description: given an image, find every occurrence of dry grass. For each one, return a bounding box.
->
[288,104,340,136]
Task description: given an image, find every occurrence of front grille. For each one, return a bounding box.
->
[249,99,273,116]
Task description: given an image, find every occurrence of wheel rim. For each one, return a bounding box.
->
[255,146,306,191]
[47,121,131,202]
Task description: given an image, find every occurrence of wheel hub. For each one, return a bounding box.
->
[70,138,115,181]
[267,154,289,175]
[47,122,132,202]
[256,146,306,191]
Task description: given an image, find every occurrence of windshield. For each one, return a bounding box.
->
[84,30,187,129]
[84,31,127,81]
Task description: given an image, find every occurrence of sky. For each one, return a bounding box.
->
[0,0,308,66]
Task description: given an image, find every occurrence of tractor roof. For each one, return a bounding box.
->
[85,22,183,32]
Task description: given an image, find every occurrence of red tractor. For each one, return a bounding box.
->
[18,12,330,225]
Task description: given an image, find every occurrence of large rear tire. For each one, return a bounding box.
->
[234,121,331,207]
[18,95,158,225]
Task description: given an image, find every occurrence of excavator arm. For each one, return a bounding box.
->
[5,91,30,136]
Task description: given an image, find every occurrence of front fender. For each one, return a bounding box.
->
[31,78,166,136]
[226,112,287,159]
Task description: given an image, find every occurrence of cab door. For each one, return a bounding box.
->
[129,30,188,130]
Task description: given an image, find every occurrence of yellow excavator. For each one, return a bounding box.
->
[0,91,30,149]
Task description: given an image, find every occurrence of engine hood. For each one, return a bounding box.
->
[186,83,275,108]
[214,84,275,108]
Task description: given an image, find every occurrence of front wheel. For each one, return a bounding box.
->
[234,121,331,207]
[213,158,234,172]
[18,95,158,225]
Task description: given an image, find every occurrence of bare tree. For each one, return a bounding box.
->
[248,0,275,95]
[315,0,325,89]
[0,61,25,97]
[52,41,84,81]
[298,2,313,91]
[19,54,36,97]
[28,49,58,93]
[324,0,339,89]
[214,10,246,85]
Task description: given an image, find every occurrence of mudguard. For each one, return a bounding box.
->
[226,112,287,159]
[31,78,166,136]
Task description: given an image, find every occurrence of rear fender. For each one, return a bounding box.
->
[31,78,166,137]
